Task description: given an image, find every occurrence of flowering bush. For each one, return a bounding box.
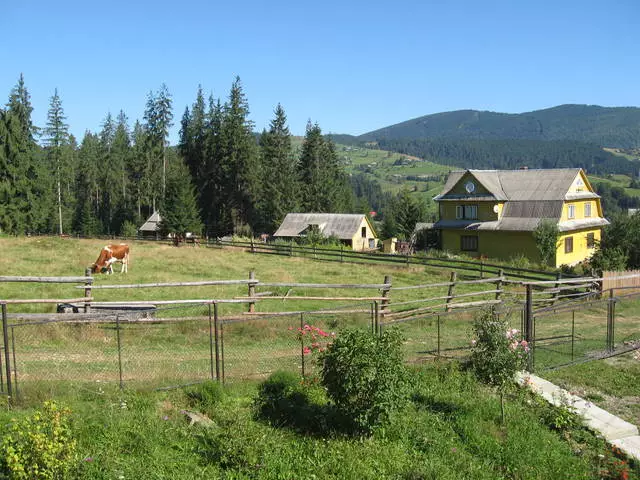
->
[469,310,528,390]
[469,309,529,423]
[290,324,335,356]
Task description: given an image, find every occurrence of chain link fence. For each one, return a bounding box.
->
[2,291,639,399]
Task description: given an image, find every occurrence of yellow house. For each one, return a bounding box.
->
[273,213,378,251]
[433,168,609,267]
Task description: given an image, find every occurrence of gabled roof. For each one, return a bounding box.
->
[139,211,161,232]
[433,168,609,232]
[274,213,376,240]
[435,168,600,202]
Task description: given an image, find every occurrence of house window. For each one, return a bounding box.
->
[567,204,576,219]
[586,233,595,249]
[565,236,573,254]
[361,226,367,238]
[584,202,592,217]
[460,235,478,252]
[456,205,478,220]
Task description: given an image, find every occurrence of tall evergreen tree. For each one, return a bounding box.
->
[299,121,353,213]
[2,75,44,234]
[159,158,203,240]
[143,84,173,207]
[178,86,207,211]
[220,77,259,233]
[73,132,102,235]
[111,111,132,232]
[202,96,228,236]
[129,120,147,219]
[44,89,70,234]
[6,74,38,141]
[259,104,298,233]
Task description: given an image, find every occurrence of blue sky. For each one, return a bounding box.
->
[2,0,639,144]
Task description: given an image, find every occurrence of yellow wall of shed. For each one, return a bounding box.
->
[350,217,377,251]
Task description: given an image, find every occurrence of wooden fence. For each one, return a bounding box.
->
[602,271,640,296]
[210,238,565,282]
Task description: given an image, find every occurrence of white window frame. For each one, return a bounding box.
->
[456,205,463,219]
[584,202,592,218]
[567,204,576,219]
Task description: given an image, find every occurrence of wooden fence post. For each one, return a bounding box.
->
[480,260,484,279]
[445,271,457,312]
[1,303,12,400]
[380,275,391,318]
[551,272,562,305]
[495,269,504,302]
[84,267,92,313]
[248,271,256,313]
[251,238,255,254]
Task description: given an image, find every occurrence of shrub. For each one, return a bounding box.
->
[254,371,310,427]
[120,220,138,238]
[469,309,528,423]
[319,328,409,434]
[185,381,225,412]
[0,401,76,480]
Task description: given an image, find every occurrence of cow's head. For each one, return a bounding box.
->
[90,263,108,274]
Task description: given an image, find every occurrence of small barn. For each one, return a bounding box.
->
[139,212,162,238]
[273,213,378,251]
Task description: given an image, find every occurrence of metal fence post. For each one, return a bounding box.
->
[374,301,380,336]
[300,313,305,378]
[606,289,615,352]
[525,284,534,371]
[445,272,457,312]
[115,315,124,390]
[571,310,575,361]
[214,302,221,382]
[208,303,215,380]
[1,303,12,400]
[437,314,441,357]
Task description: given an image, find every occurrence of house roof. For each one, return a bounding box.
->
[433,168,609,232]
[435,168,600,202]
[139,211,162,232]
[273,213,376,240]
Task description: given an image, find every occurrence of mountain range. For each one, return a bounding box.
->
[356,104,640,148]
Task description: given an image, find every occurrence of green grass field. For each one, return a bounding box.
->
[0,236,639,478]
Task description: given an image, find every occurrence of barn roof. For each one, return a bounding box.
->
[273,213,376,240]
[139,211,161,232]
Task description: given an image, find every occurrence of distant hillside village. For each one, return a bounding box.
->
[2,75,640,272]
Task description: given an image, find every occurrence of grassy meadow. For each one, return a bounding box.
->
[0,236,639,478]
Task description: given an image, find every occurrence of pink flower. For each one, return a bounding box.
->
[509,340,519,351]
[303,346,311,355]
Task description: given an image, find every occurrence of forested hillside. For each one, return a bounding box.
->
[359,105,640,148]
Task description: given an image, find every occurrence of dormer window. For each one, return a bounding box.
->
[456,205,478,220]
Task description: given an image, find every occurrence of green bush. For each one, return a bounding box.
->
[253,371,309,426]
[120,220,138,238]
[319,328,409,434]
[185,381,225,412]
[0,401,76,479]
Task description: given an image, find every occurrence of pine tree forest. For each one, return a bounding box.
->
[0,75,382,239]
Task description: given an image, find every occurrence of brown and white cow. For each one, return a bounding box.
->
[91,244,130,274]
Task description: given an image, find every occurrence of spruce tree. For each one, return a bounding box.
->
[44,89,70,234]
[73,132,102,235]
[112,111,132,231]
[202,96,228,237]
[159,158,203,240]
[220,77,259,234]
[259,104,297,233]
[299,121,353,213]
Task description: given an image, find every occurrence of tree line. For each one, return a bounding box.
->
[1,75,395,239]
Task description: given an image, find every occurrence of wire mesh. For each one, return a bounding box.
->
[532,299,609,370]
